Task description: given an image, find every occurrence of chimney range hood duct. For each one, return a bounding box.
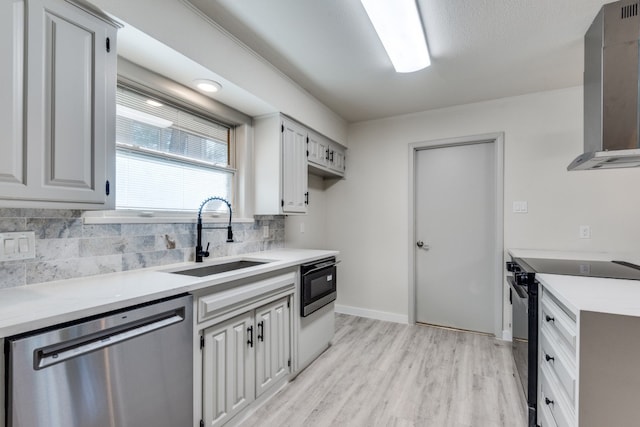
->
[568,0,640,170]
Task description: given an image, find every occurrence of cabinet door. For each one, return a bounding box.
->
[255,297,290,397]
[202,312,255,427]
[22,0,116,206]
[281,119,308,213]
[330,144,346,174]
[0,1,26,194]
[308,131,328,168]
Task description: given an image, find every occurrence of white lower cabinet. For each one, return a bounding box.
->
[255,298,290,397]
[540,285,640,427]
[202,311,255,427]
[200,291,292,427]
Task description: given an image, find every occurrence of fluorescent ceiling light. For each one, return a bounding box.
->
[145,99,163,107]
[194,79,222,93]
[360,0,431,73]
[116,104,173,128]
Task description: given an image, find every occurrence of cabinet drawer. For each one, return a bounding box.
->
[541,291,577,354]
[198,273,295,324]
[540,328,576,405]
[540,365,575,427]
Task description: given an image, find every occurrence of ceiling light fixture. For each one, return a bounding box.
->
[194,79,222,93]
[360,0,431,73]
[145,99,163,107]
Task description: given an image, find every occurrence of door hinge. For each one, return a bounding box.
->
[200,335,205,349]
[306,150,309,157]
[287,299,290,308]
[200,420,204,427]
[106,37,111,52]
[105,180,110,196]
[281,199,284,208]
[281,124,284,133]
[287,359,291,368]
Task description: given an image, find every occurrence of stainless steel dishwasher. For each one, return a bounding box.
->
[5,294,193,427]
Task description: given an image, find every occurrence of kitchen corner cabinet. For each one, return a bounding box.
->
[0,0,118,209]
[255,115,308,214]
[307,131,346,178]
[538,285,640,427]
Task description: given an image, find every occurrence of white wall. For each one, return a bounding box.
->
[326,86,640,331]
[284,174,329,249]
[87,0,348,145]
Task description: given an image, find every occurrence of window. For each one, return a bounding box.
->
[115,86,235,212]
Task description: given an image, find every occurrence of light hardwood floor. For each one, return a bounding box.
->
[241,314,528,427]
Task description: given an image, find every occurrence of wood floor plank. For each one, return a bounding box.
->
[240,314,527,427]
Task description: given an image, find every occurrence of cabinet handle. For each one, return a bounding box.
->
[325,148,330,160]
[304,192,309,205]
[545,353,555,363]
[545,315,555,323]
[330,150,334,162]
[247,326,254,347]
[544,397,554,406]
[258,321,264,342]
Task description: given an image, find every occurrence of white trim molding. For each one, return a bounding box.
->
[407,132,505,338]
[335,304,409,324]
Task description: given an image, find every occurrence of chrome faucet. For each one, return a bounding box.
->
[195,196,233,262]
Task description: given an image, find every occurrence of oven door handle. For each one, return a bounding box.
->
[302,260,341,277]
[507,276,528,299]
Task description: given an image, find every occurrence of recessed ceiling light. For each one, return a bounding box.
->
[360,0,431,73]
[194,79,222,93]
[145,99,163,107]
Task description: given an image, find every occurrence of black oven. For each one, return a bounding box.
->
[300,257,338,317]
[506,260,538,427]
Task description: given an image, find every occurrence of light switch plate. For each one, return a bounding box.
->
[513,201,528,213]
[0,231,35,261]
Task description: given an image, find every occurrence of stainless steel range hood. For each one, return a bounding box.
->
[568,1,640,170]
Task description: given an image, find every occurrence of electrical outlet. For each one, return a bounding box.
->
[579,225,591,239]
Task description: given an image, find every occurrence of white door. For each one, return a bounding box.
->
[415,142,496,333]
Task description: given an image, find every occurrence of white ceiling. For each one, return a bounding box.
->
[182,0,609,123]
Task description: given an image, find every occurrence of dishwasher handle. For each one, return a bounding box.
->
[35,309,186,370]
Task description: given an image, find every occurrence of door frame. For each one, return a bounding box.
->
[408,133,504,337]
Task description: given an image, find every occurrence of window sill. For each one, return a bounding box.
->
[83,210,255,225]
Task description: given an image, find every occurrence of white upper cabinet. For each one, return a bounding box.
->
[0,1,25,190]
[0,0,118,209]
[281,119,308,213]
[254,114,308,215]
[307,130,346,178]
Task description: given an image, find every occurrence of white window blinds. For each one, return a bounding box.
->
[115,87,234,211]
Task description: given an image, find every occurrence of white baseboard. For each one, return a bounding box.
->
[334,304,408,324]
[501,330,512,341]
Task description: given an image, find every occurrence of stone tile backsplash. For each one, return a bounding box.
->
[0,209,285,288]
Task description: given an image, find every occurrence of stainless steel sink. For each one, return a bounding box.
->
[171,260,269,277]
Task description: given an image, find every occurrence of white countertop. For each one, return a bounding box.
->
[0,248,337,337]
[508,248,640,317]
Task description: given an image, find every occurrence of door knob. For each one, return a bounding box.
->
[416,241,429,250]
